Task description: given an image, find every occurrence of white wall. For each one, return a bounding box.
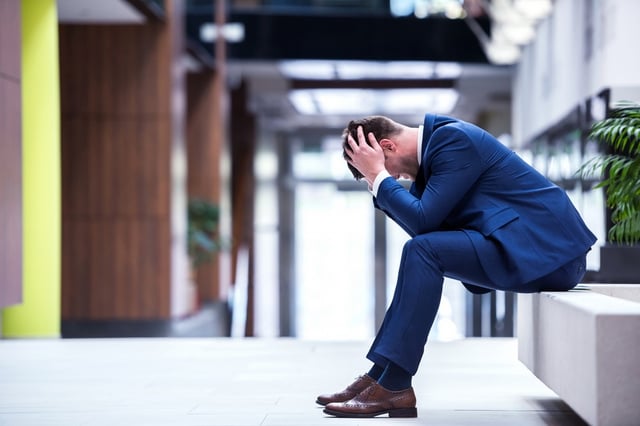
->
[513,0,640,146]
[595,0,640,89]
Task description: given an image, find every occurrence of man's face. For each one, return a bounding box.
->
[382,142,419,181]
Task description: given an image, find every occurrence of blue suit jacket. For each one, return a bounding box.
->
[374,114,597,288]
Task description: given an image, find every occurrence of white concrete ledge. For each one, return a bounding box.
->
[518,285,640,426]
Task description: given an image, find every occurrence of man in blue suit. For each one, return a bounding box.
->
[318,114,597,418]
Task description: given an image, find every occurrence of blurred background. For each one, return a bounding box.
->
[2,0,635,341]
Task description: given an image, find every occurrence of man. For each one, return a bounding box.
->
[317,114,596,418]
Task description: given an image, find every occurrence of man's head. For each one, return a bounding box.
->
[342,116,403,180]
[342,116,419,181]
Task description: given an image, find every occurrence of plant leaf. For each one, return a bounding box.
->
[586,102,640,244]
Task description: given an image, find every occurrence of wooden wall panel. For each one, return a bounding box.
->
[230,80,256,335]
[59,27,168,117]
[0,0,22,309]
[60,18,176,320]
[187,71,221,302]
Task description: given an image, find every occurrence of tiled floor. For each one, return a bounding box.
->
[0,338,587,426]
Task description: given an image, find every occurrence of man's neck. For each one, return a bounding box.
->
[401,127,421,164]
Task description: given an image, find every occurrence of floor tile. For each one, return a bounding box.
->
[0,338,587,425]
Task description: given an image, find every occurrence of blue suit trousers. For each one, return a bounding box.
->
[366,230,586,376]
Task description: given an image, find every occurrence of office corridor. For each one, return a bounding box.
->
[0,338,586,425]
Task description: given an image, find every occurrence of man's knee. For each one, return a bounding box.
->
[403,236,440,263]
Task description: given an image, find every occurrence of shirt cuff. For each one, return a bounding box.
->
[370,170,392,197]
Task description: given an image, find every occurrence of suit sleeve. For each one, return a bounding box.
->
[374,126,488,236]
[373,186,420,237]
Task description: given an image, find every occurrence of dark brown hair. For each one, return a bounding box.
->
[342,116,401,180]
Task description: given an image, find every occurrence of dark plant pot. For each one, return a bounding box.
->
[598,244,640,283]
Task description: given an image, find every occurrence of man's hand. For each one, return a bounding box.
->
[346,126,386,186]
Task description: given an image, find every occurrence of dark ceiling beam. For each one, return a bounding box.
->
[186,10,491,63]
[290,78,456,90]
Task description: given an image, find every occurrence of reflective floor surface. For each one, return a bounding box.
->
[0,338,587,425]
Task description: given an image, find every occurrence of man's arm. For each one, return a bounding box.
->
[374,127,487,235]
[373,190,419,237]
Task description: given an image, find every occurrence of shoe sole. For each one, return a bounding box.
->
[323,406,417,418]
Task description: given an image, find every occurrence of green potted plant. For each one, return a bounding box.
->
[579,101,640,282]
[187,198,221,268]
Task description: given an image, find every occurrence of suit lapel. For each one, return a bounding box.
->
[413,114,435,195]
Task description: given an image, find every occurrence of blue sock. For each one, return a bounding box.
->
[378,362,412,391]
[367,363,385,381]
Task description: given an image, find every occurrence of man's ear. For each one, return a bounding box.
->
[379,139,396,152]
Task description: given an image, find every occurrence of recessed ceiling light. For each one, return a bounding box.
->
[289,88,458,115]
[279,60,462,80]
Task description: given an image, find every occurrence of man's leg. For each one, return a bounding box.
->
[321,231,492,418]
[322,231,588,417]
[518,252,587,292]
[367,231,493,376]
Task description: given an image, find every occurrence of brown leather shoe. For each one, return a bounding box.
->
[323,383,417,418]
[315,374,376,406]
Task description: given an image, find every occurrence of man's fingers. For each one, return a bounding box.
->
[347,134,359,153]
[354,126,382,152]
[355,126,379,151]
[344,125,384,183]
[356,126,370,147]
[368,132,381,150]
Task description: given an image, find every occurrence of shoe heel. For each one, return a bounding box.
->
[389,407,417,418]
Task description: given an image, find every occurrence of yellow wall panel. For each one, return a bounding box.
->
[2,0,61,337]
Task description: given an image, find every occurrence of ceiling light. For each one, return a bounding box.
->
[200,22,245,43]
[289,89,459,116]
[279,61,336,80]
[485,40,521,65]
[513,0,552,21]
[390,0,468,19]
[390,0,415,16]
[279,60,462,80]
[495,22,535,45]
